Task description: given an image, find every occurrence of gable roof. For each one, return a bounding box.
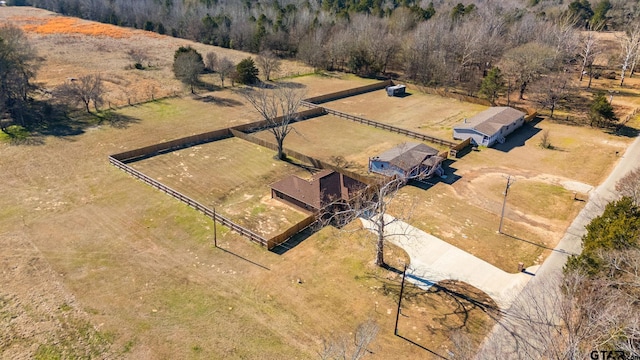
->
[372,142,439,172]
[455,107,525,136]
[271,170,362,210]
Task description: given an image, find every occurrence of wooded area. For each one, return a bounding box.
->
[4,0,637,124]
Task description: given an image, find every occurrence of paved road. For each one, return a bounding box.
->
[475,135,640,358]
[360,215,536,310]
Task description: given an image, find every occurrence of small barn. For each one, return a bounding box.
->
[271,170,364,213]
[369,142,443,181]
[386,84,406,97]
[453,107,526,147]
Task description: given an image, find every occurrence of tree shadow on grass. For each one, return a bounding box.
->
[275,81,306,89]
[196,95,243,107]
[606,124,640,138]
[4,100,140,144]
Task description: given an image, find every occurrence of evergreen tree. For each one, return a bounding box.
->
[479,67,505,105]
[565,197,640,274]
[589,91,617,127]
[236,57,259,85]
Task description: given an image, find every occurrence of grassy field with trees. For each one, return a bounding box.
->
[2,1,640,358]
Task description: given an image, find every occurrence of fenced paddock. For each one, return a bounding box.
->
[316,84,489,141]
[108,80,482,249]
[123,137,311,243]
[251,114,452,172]
[109,155,268,246]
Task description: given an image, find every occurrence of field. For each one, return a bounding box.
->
[129,137,310,237]
[0,7,314,106]
[3,4,640,359]
[321,88,489,140]
[252,115,451,176]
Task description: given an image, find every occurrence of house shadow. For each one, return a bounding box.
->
[409,160,461,190]
[270,223,321,255]
[492,116,544,153]
[389,91,413,98]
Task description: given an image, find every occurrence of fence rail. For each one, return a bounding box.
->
[108,156,269,247]
[301,103,458,148]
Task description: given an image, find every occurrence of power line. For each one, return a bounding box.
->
[498,175,515,234]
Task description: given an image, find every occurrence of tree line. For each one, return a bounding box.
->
[15,0,640,117]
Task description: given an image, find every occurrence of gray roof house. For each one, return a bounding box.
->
[453,107,526,147]
[369,142,443,180]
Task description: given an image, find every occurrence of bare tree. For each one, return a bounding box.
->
[539,129,552,149]
[616,167,640,205]
[256,50,281,81]
[618,24,640,87]
[55,74,105,114]
[318,318,379,360]
[126,48,149,69]
[578,26,601,86]
[0,24,38,129]
[326,177,405,267]
[532,71,573,119]
[500,42,555,101]
[217,57,234,87]
[204,51,217,72]
[240,85,305,160]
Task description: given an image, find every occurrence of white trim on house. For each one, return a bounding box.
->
[453,107,526,147]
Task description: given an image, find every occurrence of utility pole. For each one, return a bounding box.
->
[213,207,217,248]
[498,175,515,234]
[394,264,408,336]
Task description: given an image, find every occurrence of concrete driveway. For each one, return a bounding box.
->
[361,215,534,310]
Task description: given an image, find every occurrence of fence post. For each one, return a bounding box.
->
[213,207,217,248]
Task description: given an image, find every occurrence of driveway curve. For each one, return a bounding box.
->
[361,215,534,310]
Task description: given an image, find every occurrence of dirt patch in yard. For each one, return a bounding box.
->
[129,137,310,237]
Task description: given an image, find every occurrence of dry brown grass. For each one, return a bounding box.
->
[0,64,495,358]
[252,114,451,176]
[20,16,150,39]
[129,137,310,237]
[0,7,314,107]
[3,6,640,358]
[321,88,488,140]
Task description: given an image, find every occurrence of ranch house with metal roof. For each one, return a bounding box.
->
[453,107,526,147]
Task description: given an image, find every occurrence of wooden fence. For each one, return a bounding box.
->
[301,102,458,148]
[403,83,492,106]
[304,80,393,104]
[267,215,317,249]
[108,155,270,247]
[112,128,232,162]
[230,128,379,185]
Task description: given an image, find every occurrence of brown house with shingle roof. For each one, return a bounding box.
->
[453,107,525,147]
[271,170,364,212]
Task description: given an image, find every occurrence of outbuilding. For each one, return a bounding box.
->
[386,84,406,97]
[453,107,526,147]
